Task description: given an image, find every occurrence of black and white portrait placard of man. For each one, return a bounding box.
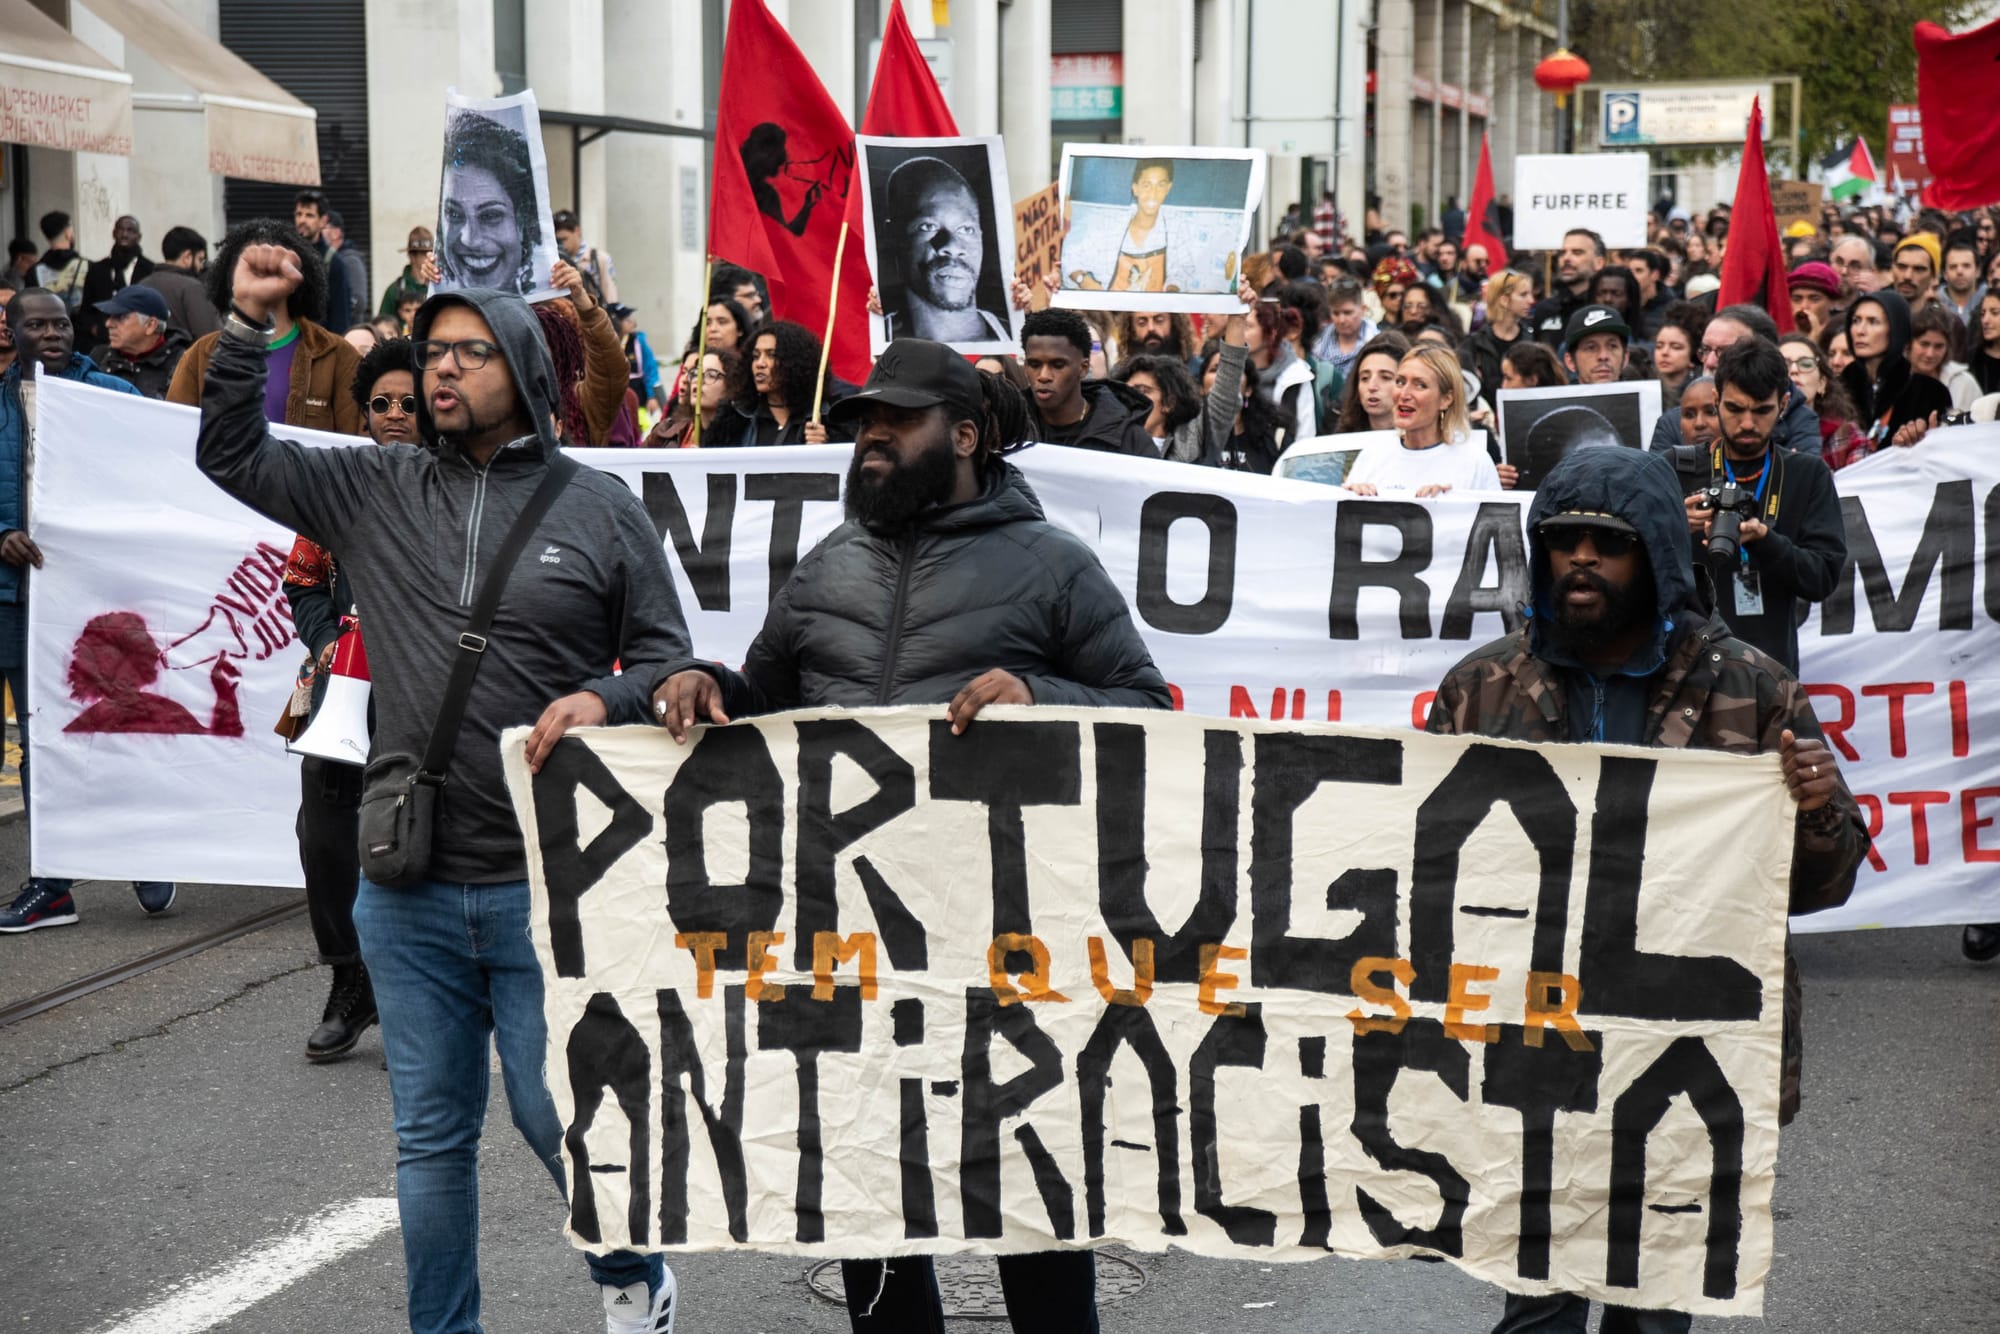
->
[858,135,1022,357]
[1497,380,1662,491]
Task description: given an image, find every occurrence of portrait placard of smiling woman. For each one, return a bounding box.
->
[434,89,559,300]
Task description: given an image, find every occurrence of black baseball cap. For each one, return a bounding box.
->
[825,338,983,430]
[95,285,170,321]
[1564,304,1631,351]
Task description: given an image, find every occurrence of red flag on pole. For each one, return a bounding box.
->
[1915,16,2000,209]
[1716,97,1792,334]
[832,0,961,381]
[1462,131,1508,271]
[709,0,855,369]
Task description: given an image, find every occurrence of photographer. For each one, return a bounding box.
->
[1673,338,1847,674]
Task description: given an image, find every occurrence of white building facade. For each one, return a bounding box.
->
[4,0,1562,345]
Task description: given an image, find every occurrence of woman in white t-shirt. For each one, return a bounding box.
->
[1343,344,1500,498]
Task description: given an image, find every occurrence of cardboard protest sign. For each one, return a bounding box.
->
[1014,182,1063,301]
[27,377,1998,933]
[1770,181,1822,235]
[1054,145,1266,314]
[857,135,1021,357]
[1512,154,1649,249]
[500,709,1794,1315]
[435,87,560,300]
[1497,382,1663,490]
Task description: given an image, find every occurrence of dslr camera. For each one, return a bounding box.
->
[1701,483,1760,563]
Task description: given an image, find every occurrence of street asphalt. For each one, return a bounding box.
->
[0,811,1993,1333]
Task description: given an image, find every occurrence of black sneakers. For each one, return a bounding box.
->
[0,881,80,933]
[305,961,379,1062]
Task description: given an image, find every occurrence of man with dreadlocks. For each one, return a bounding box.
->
[652,338,1168,1334]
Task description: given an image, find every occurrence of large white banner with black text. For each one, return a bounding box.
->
[25,376,1998,931]
[498,710,1795,1315]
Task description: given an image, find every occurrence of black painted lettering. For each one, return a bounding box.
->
[564,993,652,1247]
[642,472,735,611]
[1821,482,1974,633]
[536,739,656,978]
[1351,1018,1470,1256]
[960,988,1069,1238]
[1190,1004,1277,1247]
[755,985,864,1243]
[793,720,920,969]
[1250,733,1405,993]
[1579,757,1759,1020]
[1097,724,1240,983]
[1605,1036,1744,1299]
[1409,744,1576,1004]
[929,719,1082,942]
[744,473,841,603]
[1329,500,1434,639]
[1441,501,1530,639]
[1481,1024,1605,1280]
[656,986,749,1244]
[664,727,786,969]
[1077,1003,1186,1238]
[1135,492,1238,634]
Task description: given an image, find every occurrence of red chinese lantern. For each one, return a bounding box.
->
[1533,48,1592,108]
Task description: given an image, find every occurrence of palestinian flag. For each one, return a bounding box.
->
[1820,138,1877,200]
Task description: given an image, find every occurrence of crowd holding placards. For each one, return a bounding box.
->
[1,1,1994,1332]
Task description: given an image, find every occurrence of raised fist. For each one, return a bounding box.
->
[231,242,304,322]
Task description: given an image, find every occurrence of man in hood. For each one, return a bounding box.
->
[78,214,156,350]
[193,242,692,1334]
[1670,338,1847,674]
[1647,306,1819,454]
[1019,306,1158,455]
[0,289,177,934]
[655,337,1168,1334]
[1840,288,1953,449]
[1427,444,1869,1334]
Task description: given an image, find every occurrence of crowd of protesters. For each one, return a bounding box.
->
[0,169,1980,1334]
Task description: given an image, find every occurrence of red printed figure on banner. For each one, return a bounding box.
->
[62,611,243,737]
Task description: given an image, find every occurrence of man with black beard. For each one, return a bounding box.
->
[1426,445,1868,1334]
[79,214,155,350]
[653,337,1167,1334]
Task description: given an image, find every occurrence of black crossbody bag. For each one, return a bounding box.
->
[357,452,579,888]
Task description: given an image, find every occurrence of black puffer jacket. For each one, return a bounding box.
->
[1035,379,1160,457]
[1840,290,1954,440]
[677,461,1171,713]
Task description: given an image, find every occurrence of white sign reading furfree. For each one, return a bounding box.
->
[1512,153,1650,249]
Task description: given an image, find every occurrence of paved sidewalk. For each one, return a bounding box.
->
[1,720,19,825]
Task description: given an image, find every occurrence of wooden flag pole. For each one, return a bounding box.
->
[689,255,714,447]
[812,221,851,426]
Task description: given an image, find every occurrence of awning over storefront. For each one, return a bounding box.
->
[88,0,319,185]
[0,0,134,155]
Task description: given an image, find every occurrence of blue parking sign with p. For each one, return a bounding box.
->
[1604,92,1641,144]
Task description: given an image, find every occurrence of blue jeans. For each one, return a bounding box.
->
[0,661,171,901]
[352,876,659,1334]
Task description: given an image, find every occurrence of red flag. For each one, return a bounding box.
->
[1916,16,2000,209]
[1716,98,1792,335]
[832,0,961,381]
[1462,132,1507,272]
[710,0,855,371]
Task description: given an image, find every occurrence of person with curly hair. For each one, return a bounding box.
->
[650,344,751,447]
[744,319,847,444]
[438,108,545,295]
[165,218,361,435]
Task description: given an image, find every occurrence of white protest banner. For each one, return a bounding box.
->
[500,709,1794,1315]
[1513,154,1649,249]
[27,376,1999,931]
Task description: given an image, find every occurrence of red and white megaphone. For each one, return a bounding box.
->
[289,620,372,766]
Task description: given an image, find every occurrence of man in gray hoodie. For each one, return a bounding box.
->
[196,241,687,1334]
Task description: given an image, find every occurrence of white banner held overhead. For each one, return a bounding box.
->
[1512,154,1650,249]
[501,710,1795,1316]
[25,375,1999,931]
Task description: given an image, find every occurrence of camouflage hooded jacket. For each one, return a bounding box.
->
[1426,447,1871,1120]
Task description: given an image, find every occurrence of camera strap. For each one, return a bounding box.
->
[1710,443,1784,565]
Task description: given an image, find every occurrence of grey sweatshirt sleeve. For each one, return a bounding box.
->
[578,487,696,723]
[197,328,383,545]
[1203,343,1248,461]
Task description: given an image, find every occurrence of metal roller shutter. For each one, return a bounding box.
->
[218,0,371,254]
[1052,0,1122,55]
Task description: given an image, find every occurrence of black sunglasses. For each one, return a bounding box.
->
[1540,524,1639,557]
[370,393,418,416]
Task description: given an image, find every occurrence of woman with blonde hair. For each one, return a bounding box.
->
[1459,269,1533,399]
[1343,344,1499,498]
